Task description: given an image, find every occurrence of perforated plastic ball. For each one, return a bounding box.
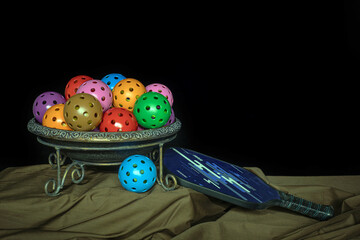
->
[113,78,146,112]
[165,108,176,126]
[77,80,113,112]
[118,155,157,193]
[42,104,72,130]
[101,73,126,90]
[33,91,66,123]
[99,108,138,132]
[146,83,174,107]
[65,75,93,100]
[133,92,171,129]
[64,93,103,131]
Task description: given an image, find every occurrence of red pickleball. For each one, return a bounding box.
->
[99,108,138,132]
[65,75,93,100]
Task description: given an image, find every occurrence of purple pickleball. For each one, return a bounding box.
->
[33,91,66,123]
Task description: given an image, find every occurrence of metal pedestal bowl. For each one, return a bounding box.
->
[27,118,181,196]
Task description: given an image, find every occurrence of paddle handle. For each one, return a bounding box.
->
[278,191,334,221]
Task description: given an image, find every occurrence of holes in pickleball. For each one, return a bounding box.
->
[83,111,89,117]
[125,120,129,126]
[42,100,47,105]
[120,90,124,94]
[143,180,147,183]
[149,167,153,171]
[156,105,161,110]
[124,180,127,184]
[52,117,56,122]
[141,160,145,164]
[89,103,94,107]
[151,115,156,119]
[133,178,137,182]
[140,170,144,174]
[73,116,78,121]
[87,120,92,125]
[111,119,115,125]
[74,105,80,110]
[133,164,137,168]
[146,106,150,110]
[129,87,134,92]
[126,171,130,176]
[126,97,130,102]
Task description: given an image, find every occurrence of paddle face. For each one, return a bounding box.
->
[164,147,280,209]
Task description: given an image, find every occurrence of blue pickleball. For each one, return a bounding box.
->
[118,155,157,193]
[101,73,126,90]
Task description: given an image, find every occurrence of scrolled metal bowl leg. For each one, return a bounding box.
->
[45,147,63,196]
[48,152,67,169]
[71,163,85,184]
[157,144,178,191]
[45,148,85,196]
[44,178,61,196]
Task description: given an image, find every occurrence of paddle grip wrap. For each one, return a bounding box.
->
[278,192,334,221]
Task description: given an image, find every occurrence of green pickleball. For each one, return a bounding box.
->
[134,92,171,129]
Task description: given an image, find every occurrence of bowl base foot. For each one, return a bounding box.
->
[44,144,178,196]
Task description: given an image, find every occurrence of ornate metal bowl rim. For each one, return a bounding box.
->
[27,118,181,143]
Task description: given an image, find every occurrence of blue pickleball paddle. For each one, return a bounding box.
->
[163,147,334,221]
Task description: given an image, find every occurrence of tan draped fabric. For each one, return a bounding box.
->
[0,164,359,239]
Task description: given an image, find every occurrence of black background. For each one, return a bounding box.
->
[2,2,359,175]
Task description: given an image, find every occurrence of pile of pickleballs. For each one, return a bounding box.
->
[32,73,175,132]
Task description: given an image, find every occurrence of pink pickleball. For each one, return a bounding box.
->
[145,83,174,107]
[77,80,113,111]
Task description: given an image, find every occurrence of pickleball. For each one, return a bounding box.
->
[133,92,171,129]
[63,93,103,131]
